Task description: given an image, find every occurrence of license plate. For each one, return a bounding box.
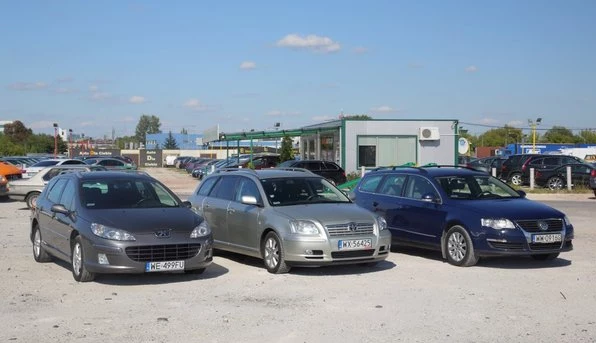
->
[532,234,562,243]
[145,261,185,272]
[338,239,372,250]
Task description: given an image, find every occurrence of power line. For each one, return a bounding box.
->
[459,121,596,132]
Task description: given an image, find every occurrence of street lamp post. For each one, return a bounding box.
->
[68,129,73,158]
[53,123,59,157]
[528,117,542,153]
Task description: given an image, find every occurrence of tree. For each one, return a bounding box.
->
[26,134,68,154]
[115,135,138,149]
[477,126,523,147]
[164,131,179,149]
[541,126,576,143]
[0,134,26,155]
[279,135,294,162]
[135,114,162,143]
[577,130,596,144]
[3,120,32,142]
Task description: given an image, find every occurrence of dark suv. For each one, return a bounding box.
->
[350,166,574,266]
[520,155,584,185]
[277,160,347,185]
[499,154,540,185]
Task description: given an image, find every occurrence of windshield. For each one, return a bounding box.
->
[260,177,350,206]
[435,175,521,200]
[81,179,181,209]
[33,160,60,167]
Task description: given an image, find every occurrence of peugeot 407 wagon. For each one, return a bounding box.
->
[350,166,574,267]
[188,168,391,274]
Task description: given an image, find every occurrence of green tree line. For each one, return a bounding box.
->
[0,120,68,156]
[461,126,596,148]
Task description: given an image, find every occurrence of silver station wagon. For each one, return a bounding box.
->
[188,168,391,273]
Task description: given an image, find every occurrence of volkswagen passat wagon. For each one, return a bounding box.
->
[350,166,574,266]
[31,171,213,282]
[188,168,391,274]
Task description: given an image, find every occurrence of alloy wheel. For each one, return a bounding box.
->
[448,231,467,262]
[72,243,82,276]
[33,229,41,258]
[264,237,280,269]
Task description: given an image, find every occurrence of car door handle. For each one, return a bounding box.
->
[204,203,210,209]
[373,201,379,207]
[227,208,236,214]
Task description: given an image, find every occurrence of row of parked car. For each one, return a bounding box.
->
[466,154,596,194]
[27,163,575,282]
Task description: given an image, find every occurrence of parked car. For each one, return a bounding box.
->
[534,163,596,190]
[84,157,137,170]
[30,171,213,282]
[499,154,541,185]
[8,165,107,208]
[184,158,212,173]
[23,159,87,178]
[520,155,584,185]
[188,168,391,274]
[0,161,23,198]
[227,154,280,170]
[467,156,508,175]
[584,154,596,163]
[277,160,347,185]
[191,159,221,178]
[590,167,596,197]
[349,166,574,266]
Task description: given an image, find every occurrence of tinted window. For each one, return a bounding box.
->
[378,174,407,196]
[197,177,219,196]
[542,157,559,165]
[561,156,579,164]
[212,176,239,200]
[47,178,67,203]
[304,162,322,171]
[33,160,60,167]
[528,158,544,166]
[359,175,383,192]
[81,179,179,209]
[323,162,339,170]
[63,160,85,165]
[43,168,64,181]
[404,175,438,200]
[59,180,76,210]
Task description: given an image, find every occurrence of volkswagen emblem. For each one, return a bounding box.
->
[155,229,171,238]
[348,222,358,232]
[537,221,549,231]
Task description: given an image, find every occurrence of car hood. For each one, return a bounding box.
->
[272,203,377,224]
[79,207,202,233]
[452,198,565,220]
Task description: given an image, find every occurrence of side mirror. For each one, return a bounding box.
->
[421,193,441,204]
[347,192,356,201]
[241,195,262,207]
[181,201,192,208]
[51,204,71,215]
[517,190,527,198]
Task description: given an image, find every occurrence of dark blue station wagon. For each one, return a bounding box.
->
[350,166,574,266]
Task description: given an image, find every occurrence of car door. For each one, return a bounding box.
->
[36,178,68,256]
[398,175,447,247]
[225,176,263,253]
[366,174,411,242]
[52,180,77,255]
[203,176,239,245]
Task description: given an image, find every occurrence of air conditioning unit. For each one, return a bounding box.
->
[419,127,440,141]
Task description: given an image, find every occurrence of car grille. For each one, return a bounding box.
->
[125,244,201,262]
[488,241,525,251]
[529,242,563,251]
[326,222,374,237]
[515,219,563,233]
[331,250,375,259]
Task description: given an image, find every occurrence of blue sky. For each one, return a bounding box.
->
[1,0,595,139]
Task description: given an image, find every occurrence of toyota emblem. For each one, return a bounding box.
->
[537,221,549,231]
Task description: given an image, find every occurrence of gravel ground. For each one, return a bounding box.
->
[1,168,595,343]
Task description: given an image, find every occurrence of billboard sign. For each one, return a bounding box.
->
[139,149,163,167]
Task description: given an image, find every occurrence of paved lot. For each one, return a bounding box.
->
[1,168,595,343]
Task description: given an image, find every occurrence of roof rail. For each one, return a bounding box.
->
[215,168,258,174]
[422,165,479,171]
[273,167,317,175]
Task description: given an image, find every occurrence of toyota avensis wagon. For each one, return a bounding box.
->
[188,168,391,274]
[350,166,574,267]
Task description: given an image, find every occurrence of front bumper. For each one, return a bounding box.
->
[473,225,574,257]
[281,230,392,267]
[81,237,214,274]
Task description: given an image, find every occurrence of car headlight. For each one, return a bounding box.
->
[481,218,516,230]
[377,216,387,231]
[290,220,320,235]
[190,221,211,238]
[91,223,136,241]
[564,216,572,227]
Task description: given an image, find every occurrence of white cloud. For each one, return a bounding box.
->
[50,87,78,94]
[56,76,74,83]
[370,105,398,113]
[240,61,257,70]
[465,65,478,73]
[267,110,282,116]
[183,98,208,111]
[353,46,368,54]
[89,92,111,101]
[276,34,341,53]
[119,116,136,122]
[128,95,146,104]
[8,81,48,91]
[312,115,336,122]
[266,110,300,117]
[89,85,99,92]
[507,120,524,127]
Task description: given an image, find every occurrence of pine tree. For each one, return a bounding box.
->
[164,131,178,149]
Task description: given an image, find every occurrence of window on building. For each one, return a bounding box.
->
[357,136,417,168]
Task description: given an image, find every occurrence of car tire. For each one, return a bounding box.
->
[444,226,478,267]
[25,191,41,209]
[32,225,51,262]
[531,253,559,261]
[71,236,95,282]
[509,173,522,186]
[262,232,291,274]
[547,177,563,190]
[185,268,206,275]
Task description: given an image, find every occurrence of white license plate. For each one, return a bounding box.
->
[145,260,185,272]
[532,234,562,243]
[338,239,372,250]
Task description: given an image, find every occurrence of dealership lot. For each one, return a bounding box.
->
[1,170,595,342]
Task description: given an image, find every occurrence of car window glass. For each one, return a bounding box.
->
[378,174,407,196]
[197,177,219,196]
[359,175,383,193]
[43,168,63,181]
[47,178,68,203]
[542,157,559,165]
[323,162,339,170]
[146,181,178,207]
[236,177,261,202]
[59,180,76,210]
[212,176,238,200]
[529,158,544,166]
[404,176,438,200]
[562,157,577,164]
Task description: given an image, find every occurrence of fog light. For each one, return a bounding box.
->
[98,253,109,265]
[305,249,313,255]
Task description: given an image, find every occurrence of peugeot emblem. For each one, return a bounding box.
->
[155,229,171,238]
[348,222,358,232]
[537,221,549,231]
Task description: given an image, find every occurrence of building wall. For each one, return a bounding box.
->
[343,120,457,173]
